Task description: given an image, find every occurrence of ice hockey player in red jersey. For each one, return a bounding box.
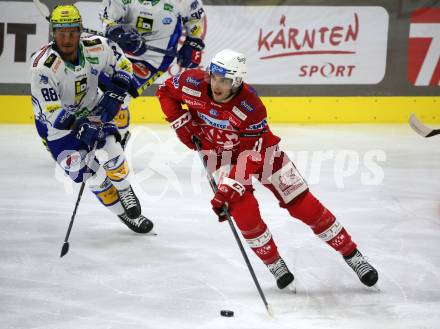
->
[156,49,378,289]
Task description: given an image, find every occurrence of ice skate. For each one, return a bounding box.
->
[118,186,141,219]
[118,213,154,234]
[344,249,378,287]
[267,257,294,289]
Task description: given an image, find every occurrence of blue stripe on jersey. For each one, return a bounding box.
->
[158,16,182,71]
[198,112,232,130]
[32,95,50,138]
[31,95,42,113]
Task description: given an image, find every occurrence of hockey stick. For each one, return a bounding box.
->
[409,113,440,138]
[33,0,49,20]
[82,27,177,57]
[192,137,273,317]
[60,139,99,258]
[32,0,177,57]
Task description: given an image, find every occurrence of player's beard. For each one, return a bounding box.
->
[57,43,79,63]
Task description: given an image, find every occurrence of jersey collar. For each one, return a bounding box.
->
[63,44,85,71]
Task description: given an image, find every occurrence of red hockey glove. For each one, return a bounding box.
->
[211,177,245,222]
[169,111,203,150]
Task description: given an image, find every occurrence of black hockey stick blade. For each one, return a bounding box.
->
[409,113,440,138]
[60,242,69,258]
[425,129,440,137]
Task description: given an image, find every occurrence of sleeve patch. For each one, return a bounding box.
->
[43,54,57,68]
[83,38,103,47]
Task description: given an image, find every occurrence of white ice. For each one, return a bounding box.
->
[1,124,439,329]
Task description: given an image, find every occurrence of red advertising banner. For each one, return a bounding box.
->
[408,8,440,86]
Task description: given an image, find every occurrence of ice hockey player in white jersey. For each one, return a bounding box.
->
[30,5,153,233]
[99,0,206,145]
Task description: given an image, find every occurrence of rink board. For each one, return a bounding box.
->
[2,95,439,124]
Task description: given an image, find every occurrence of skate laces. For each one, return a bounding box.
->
[120,213,145,227]
[119,187,138,209]
[345,250,373,278]
[268,258,289,280]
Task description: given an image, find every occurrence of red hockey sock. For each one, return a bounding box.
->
[286,191,356,256]
[230,191,280,264]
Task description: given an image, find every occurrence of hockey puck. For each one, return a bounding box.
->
[220,310,234,317]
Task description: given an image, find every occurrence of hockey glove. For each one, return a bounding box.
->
[211,177,245,222]
[53,109,76,130]
[99,71,130,123]
[168,111,203,150]
[105,25,146,55]
[177,37,205,68]
[74,119,119,150]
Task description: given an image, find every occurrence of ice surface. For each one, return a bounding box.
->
[1,124,439,329]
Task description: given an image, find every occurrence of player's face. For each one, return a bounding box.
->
[210,74,234,102]
[53,27,81,61]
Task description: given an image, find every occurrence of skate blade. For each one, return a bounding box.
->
[287,281,297,294]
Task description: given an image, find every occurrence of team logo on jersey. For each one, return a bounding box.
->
[83,39,102,47]
[136,16,153,32]
[90,67,98,76]
[74,77,88,104]
[185,77,201,86]
[240,100,254,112]
[209,109,218,117]
[39,74,49,84]
[149,0,160,6]
[182,86,201,97]
[162,17,173,25]
[133,62,151,79]
[43,54,57,68]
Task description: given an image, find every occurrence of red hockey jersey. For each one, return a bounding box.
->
[156,69,281,168]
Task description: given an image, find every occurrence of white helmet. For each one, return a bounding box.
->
[209,49,247,88]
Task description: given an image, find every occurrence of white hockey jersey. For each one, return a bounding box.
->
[30,36,133,141]
[99,0,205,68]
